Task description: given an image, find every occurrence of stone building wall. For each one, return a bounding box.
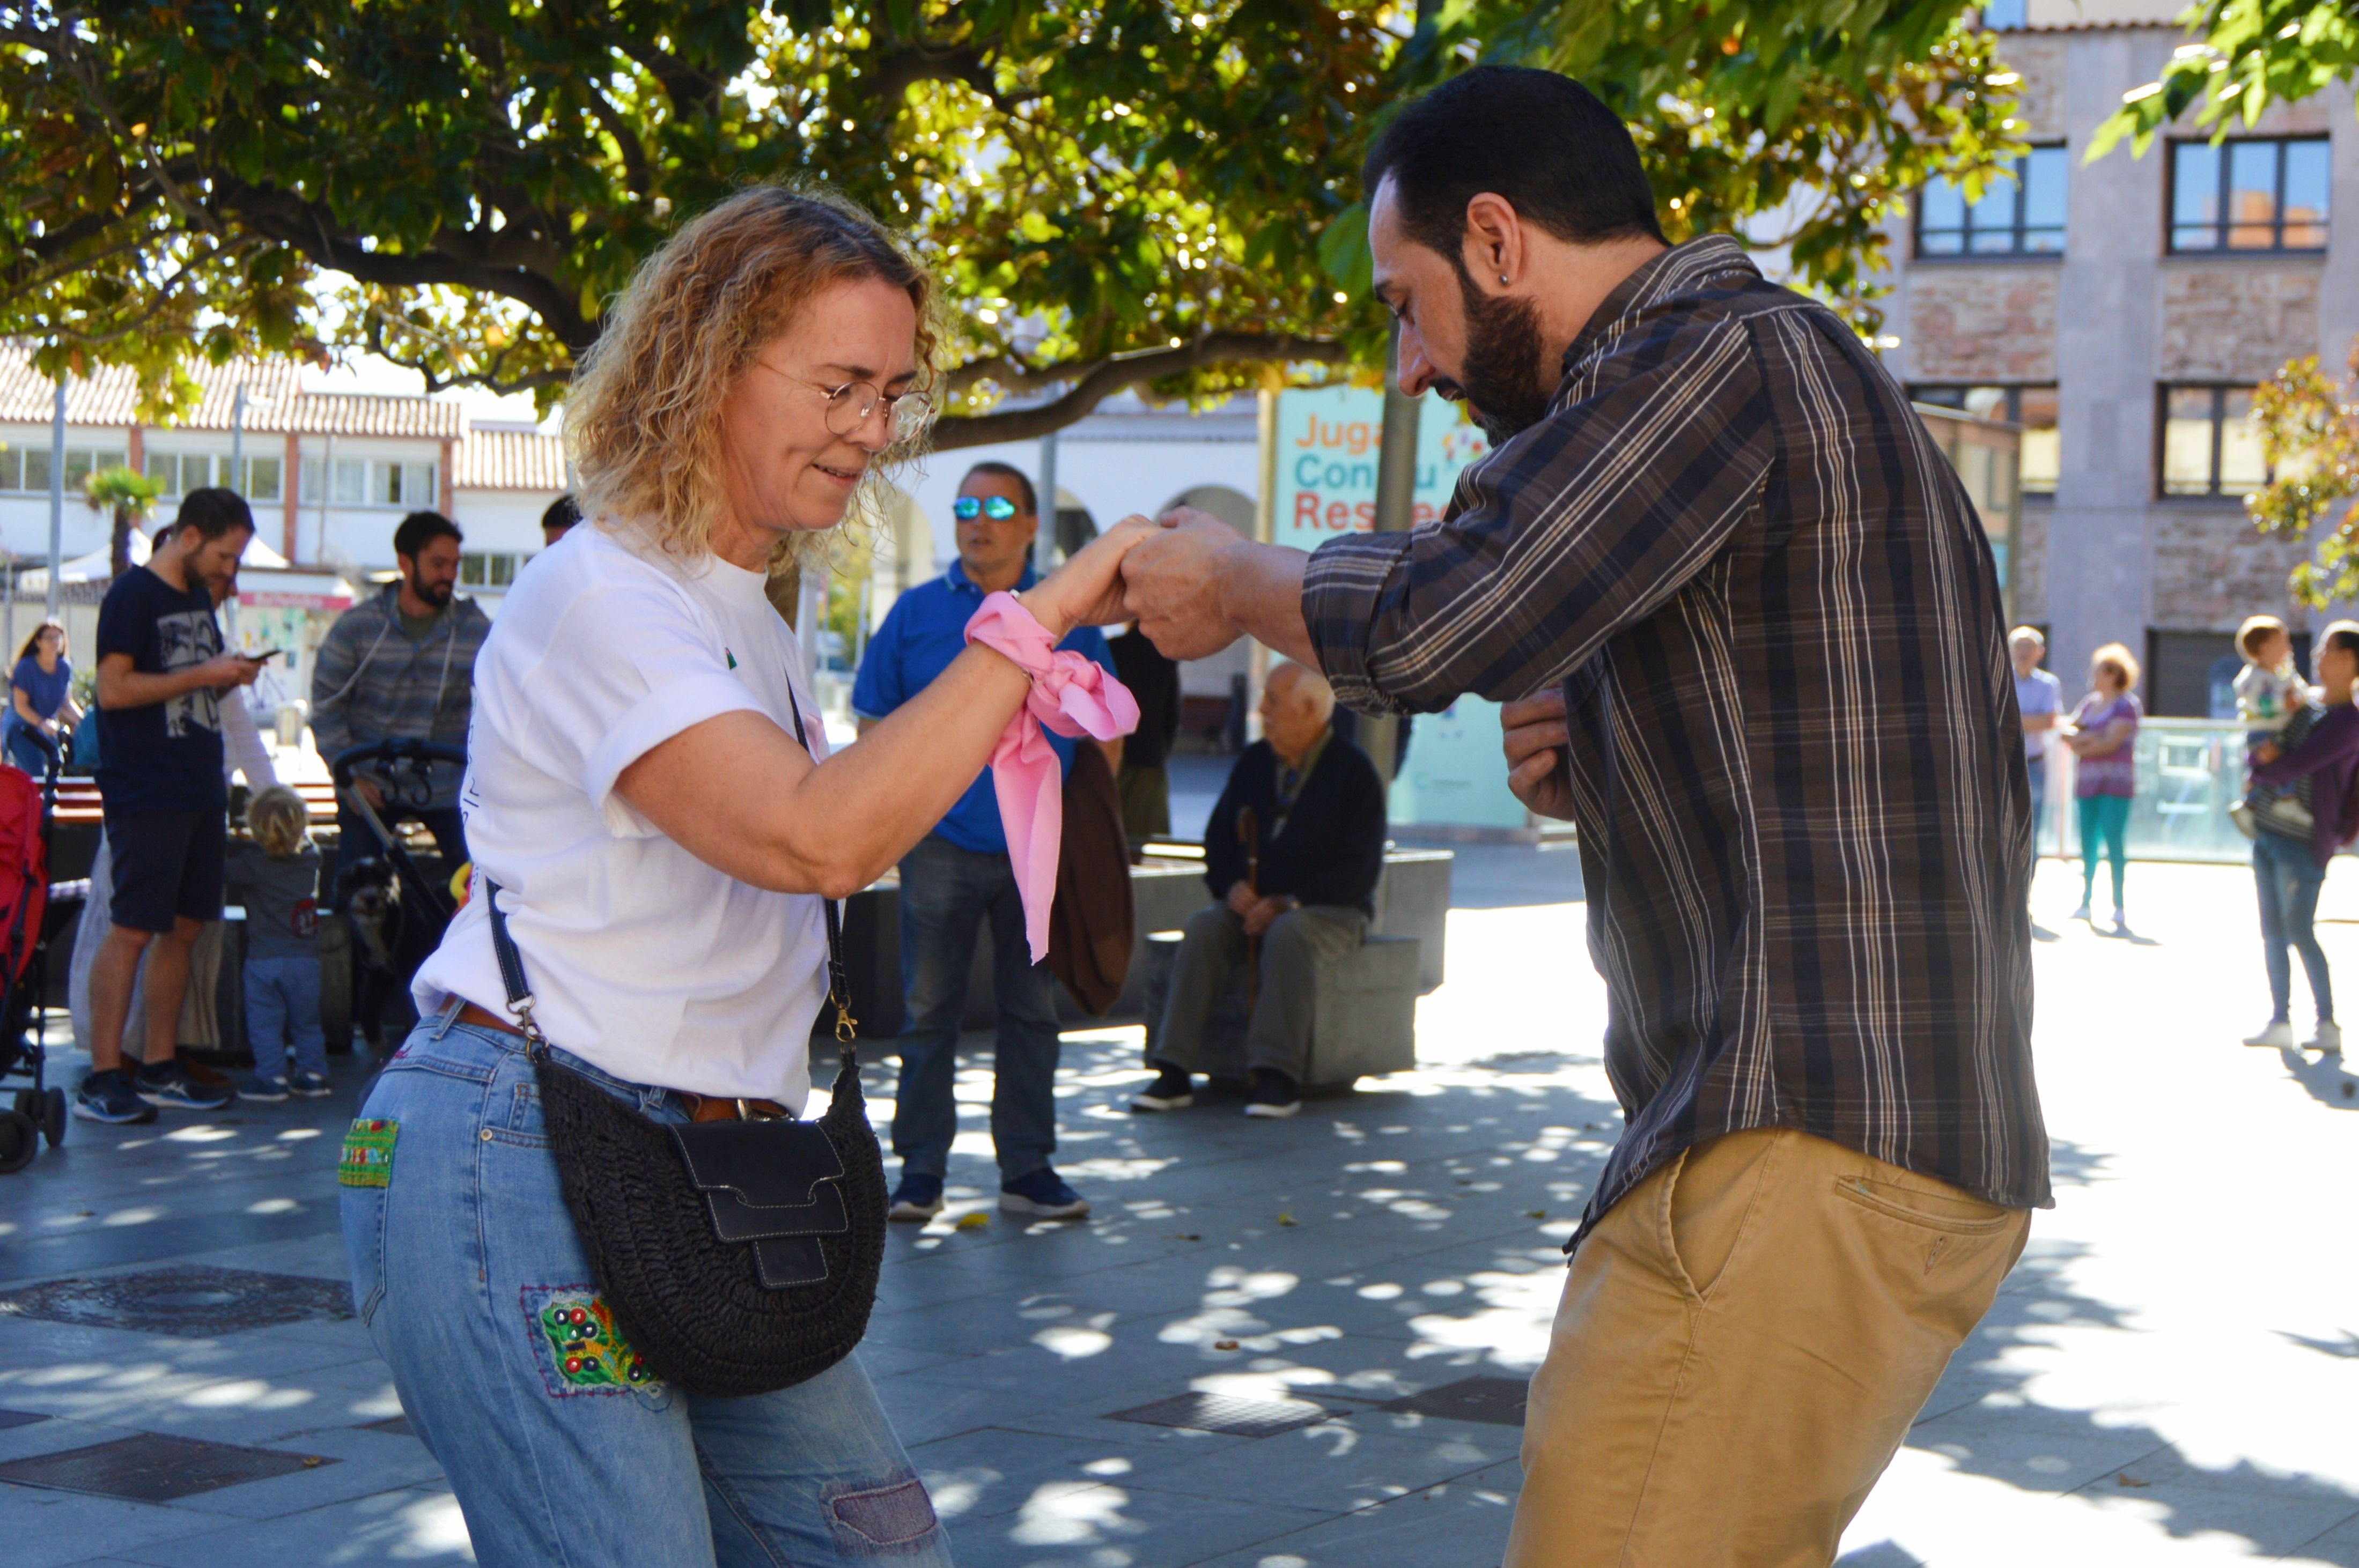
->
[2151,505,2314,631]
[2156,265,2324,382]
[1904,268,2059,382]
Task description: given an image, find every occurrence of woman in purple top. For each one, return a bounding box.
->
[2061,642,2143,930]
[2242,621,2359,1054]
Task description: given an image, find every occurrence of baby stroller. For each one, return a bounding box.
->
[325,738,467,1057]
[0,731,77,1173]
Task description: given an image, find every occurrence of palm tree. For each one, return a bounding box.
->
[84,468,161,577]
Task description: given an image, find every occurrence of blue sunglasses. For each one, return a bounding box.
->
[954,495,1021,522]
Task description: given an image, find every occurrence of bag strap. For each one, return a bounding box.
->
[482,878,548,1059]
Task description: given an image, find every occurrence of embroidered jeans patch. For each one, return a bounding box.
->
[530,1288,658,1393]
[337,1119,398,1187]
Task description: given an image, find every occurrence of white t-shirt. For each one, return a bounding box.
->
[412,524,830,1106]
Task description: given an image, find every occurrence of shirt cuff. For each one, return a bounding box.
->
[1300,531,1416,717]
[584,672,768,835]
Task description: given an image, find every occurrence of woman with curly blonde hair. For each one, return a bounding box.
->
[343,184,1146,1566]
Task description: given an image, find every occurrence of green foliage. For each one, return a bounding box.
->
[3,1,2018,442]
[83,465,161,519]
[2249,341,2359,609]
[2090,0,2359,162]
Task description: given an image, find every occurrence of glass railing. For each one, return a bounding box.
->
[2039,718,2260,866]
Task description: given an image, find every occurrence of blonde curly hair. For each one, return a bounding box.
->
[565,183,938,568]
[245,786,311,858]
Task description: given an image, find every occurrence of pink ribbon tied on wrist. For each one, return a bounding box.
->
[965,590,1140,963]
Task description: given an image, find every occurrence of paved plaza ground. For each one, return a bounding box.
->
[1,848,2355,1566]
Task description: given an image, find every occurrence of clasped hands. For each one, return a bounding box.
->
[1011,505,1266,659]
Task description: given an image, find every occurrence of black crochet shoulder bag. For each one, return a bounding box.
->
[483,692,884,1398]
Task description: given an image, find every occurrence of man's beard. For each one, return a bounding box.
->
[415,579,453,609]
[1439,276,1554,444]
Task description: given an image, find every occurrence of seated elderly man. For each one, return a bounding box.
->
[1133,663,1388,1118]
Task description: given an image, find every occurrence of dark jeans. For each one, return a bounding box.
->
[2254,829,2333,1025]
[890,833,1062,1184]
[2025,755,2047,879]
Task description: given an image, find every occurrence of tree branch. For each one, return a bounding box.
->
[930,334,1354,450]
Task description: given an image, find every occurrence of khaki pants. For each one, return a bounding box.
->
[1507,1127,2031,1568]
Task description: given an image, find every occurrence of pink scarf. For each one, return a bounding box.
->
[964,591,1139,963]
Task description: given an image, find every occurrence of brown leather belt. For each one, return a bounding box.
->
[455,1001,786,1122]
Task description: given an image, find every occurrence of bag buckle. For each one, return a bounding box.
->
[506,992,550,1054]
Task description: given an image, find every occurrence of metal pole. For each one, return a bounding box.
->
[231,384,247,494]
[1359,322,1421,794]
[46,381,65,621]
[1247,387,1280,742]
[1034,428,1059,575]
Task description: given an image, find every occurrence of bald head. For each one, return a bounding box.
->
[1260,663,1335,763]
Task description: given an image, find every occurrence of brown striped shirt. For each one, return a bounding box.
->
[1303,236,2050,1244]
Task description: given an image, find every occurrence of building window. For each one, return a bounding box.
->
[2160,384,2276,497]
[1978,0,2027,27]
[155,453,284,502]
[1910,384,2061,494]
[298,456,434,508]
[1916,147,2067,256]
[2169,137,2329,252]
[0,444,128,494]
[458,551,524,588]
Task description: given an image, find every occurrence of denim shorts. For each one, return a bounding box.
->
[341,1006,950,1567]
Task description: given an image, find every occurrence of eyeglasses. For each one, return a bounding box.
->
[762,364,935,444]
[953,495,1023,522]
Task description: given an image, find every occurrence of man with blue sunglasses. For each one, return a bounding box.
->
[853,461,1117,1222]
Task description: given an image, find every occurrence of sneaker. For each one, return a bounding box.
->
[134,1061,234,1110]
[1130,1066,1196,1113]
[241,1074,291,1104]
[999,1168,1090,1219]
[1244,1069,1303,1119]
[2306,1020,2343,1055]
[888,1173,944,1223]
[2069,901,2092,922]
[2111,906,2128,932]
[2243,1019,2296,1049]
[73,1068,157,1125]
[287,1071,334,1099]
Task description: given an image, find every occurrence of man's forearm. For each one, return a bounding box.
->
[99,666,211,710]
[1217,542,1317,668]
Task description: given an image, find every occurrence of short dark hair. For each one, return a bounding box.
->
[541,493,581,535]
[393,510,463,560]
[172,487,254,542]
[1361,65,1665,274]
[960,461,1037,517]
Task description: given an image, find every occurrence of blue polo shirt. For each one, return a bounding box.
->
[853,560,1115,855]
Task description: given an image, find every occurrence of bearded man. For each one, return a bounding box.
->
[311,508,489,869]
[1119,64,2048,1568]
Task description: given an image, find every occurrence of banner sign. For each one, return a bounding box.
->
[1268,388,1525,830]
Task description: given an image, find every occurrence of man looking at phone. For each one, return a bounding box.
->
[310,509,490,866]
[75,487,264,1123]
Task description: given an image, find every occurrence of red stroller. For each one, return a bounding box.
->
[0,733,76,1172]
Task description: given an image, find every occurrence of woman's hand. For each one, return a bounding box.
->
[1022,515,1158,638]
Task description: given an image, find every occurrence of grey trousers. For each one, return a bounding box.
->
[1153,901,1369,1083]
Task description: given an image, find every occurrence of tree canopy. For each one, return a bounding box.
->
[4,1,2021,447]
[2090,0,2358,161]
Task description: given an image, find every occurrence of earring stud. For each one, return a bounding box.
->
[1499,273,1509,284]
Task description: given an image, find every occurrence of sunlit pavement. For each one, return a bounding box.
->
[1,850,2355,1566]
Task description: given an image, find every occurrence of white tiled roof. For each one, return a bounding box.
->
[0,343,466,440]
[454,426,567,491]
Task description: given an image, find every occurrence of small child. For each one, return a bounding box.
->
[2233,616,2315,834]
[231,786,329,1101]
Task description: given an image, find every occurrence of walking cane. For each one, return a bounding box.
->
[1238,804,1260,1014]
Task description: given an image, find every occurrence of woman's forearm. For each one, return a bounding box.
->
[615,641,1036,899]
[10,690,38,728]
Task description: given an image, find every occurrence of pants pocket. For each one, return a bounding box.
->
[340,1180,390,1326]
[1832,1174,2018,1236]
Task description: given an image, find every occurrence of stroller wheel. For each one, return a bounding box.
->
[0,1108,35,1174]
[42,1086,65,1148]
[9,1089,31,1121]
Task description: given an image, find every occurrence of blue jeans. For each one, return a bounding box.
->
[245,954,327,1079]
[2025,755,2047,875]
[342,1010,949,1568]
[2253,830,2333,1025]
[892,833,1062,1184]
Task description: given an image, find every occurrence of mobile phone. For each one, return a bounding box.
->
[243,648,284,662]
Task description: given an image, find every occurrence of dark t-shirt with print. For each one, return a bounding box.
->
[94,565,226,813]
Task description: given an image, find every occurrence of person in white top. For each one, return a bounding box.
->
[345,186,1146,1568]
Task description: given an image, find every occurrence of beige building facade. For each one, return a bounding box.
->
[1882,1,2359,715]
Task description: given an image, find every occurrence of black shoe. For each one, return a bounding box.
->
[1130,1066,1195,1113]
[73,1069,157,1125]
[889,1173,945,1223]
[1244,1070,1302,1119]
[135,1061,234,1111]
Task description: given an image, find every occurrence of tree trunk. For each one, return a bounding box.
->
[111,507,134,578]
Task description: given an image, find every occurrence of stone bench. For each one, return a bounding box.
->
[1132,926,1421,1092]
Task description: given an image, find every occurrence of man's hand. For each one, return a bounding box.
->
[1225,879,1258,918]
[353,775,385,811]
[2255,741,2282,765]
[1242,896,1290,938]
[1024,515,1156,636]
[1123,507,1248,660]
[198,653,261,691]
[1502,687,1577,822]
